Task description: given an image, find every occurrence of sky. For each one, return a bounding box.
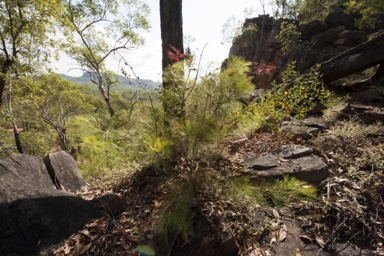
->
[53,0,273,82]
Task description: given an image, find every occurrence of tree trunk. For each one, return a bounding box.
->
[12,121,23,154]
[160,0,184,118]
[160,0,184,73]
[320,31,384,83]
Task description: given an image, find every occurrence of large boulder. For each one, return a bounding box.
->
[324,9,355,29]
[298,20,327,40]
[0,154,105,256]
[311,26,346,48]
[44,151,87,192]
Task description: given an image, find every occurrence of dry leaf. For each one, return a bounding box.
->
[64,241,71,254]
[270,237,276,245]
[126,235,140,243]
[79,243,92,255]
[73,239,81,256]
[299,234,314,242]
[296,248,302,256]
[278,224,288,242]
[314,232,326,247]
[272,209,280,220]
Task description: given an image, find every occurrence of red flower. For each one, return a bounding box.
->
[167,45,186,62]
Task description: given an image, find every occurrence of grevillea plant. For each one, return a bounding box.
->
[252,62,278,75]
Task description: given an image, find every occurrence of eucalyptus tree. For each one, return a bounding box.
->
[159,0,184,117]
[0,0,63,107]
[37,74,91,151]
[62,0,150,116]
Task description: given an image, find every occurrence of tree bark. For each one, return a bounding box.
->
[12,121,23,154]
[160,0,184,118]
[319,31,384,83]
[160,0,184,74]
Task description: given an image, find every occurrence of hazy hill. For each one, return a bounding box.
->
[60,73,161,90]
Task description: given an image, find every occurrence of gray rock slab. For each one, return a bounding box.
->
[0,154,57,203]
[44,151,87,192]
[280,117,327,138]
[253,155,328,185]
[243,145,328,185]
[271,145,313,159]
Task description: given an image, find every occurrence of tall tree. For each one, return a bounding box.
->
[159,0,184,117]
[63,0,150,116]
[0,0,62,106]
[38,74,91,151]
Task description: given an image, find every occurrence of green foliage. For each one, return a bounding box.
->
[0,128,16,158]
[0,0,63,65]
[20,131,54,158]
[257,62,331,128]
[233,23,258,46]
[221,8,257,45]
[62,0,151,116]
[345,0,384,28]
[70,115,136,178]
[278,21,302,54]
[273,0,302,19]
[159,180,194,242]
[37,73,92,150]
[145,56,254,164]
[298,0,346,22]
[229,175,317,207]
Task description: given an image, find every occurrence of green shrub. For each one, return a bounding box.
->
[278,21,302,54]
[141,55,255,166]
[20,131,55,157]
[0,128,17,158]
[257,62,331,129]
[158,180,194,243]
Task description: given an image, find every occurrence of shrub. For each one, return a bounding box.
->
[141,55,255,166]
[256,61,331,129]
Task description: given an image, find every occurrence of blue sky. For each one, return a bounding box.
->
[54,0,273,82]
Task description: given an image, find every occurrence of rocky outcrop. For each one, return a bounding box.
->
[0,153,105,256]
[228,11,384,89]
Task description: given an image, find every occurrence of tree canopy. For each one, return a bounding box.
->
[62,0,150,116]
[0,0,64,106]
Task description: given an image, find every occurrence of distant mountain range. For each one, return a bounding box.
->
[60,73,161,90]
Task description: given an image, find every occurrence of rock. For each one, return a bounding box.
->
[196,233,239,256]
[0,154,57,203]
[0,154,105,255]
[298,20,327,40]
[244,145,328,185]
[217,234,239,256]
[342,103,384,123]
[333,38,359,47]
[311,26,346,48]
[325,10,355,29]
[94,194,126,218]
[280,117,327,139]
[197,235,215,256]
[44,150,87,192]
